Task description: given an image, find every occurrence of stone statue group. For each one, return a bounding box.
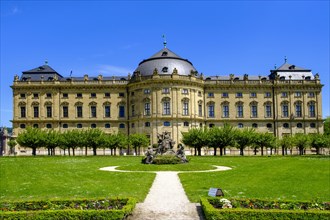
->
[143,131,188,164]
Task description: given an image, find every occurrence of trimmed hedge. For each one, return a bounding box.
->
[0,197,136,220]
[200,197,330,220]
[152,155,182,164]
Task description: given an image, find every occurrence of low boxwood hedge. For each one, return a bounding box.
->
[201,197,330,220]
[0,197,136,220]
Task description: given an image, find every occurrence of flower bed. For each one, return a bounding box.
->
[201,197,330,220]
[0,197,136,220]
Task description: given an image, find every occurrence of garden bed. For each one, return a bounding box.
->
[201,197,330,220]
[0,197,136,220]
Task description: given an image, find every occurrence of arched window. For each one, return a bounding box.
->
[221,102,229,118]
[46,123,52,129]
[295,101,302,117]
[20,124,26,129]
[264,102,272,118]
[297,123,303,128]
[145,122,151,127]
[238,123,244,128]
[310,123,316,128]
[33,124,39,128]
[308,101,316,117]
[207,101,215,118]
[209,123,215,128]
[105,123,111,128]
[119,123,125,128]
[252,123,258,128]
[266,123,272,128]
[77,123,82,128]
[281,101,289,118]
[183,121,189,127]
[236,102,244,118]
[162,97,171,115]
[283,123,289,128]
[250,101,258,118]
[91,123,96,128]
[182,98,189,116]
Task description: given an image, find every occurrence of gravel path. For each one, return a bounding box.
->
[100,166,231,220]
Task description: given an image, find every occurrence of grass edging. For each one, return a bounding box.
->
[200,197,330,220]
[0,197,136,220]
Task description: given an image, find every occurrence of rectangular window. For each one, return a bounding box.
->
[223,105,229,118]
[295,92,302,97]
[90,93,96,98]
[183,102,189,115]
[62,93,68,98]
[20,106,26,118]
[282,92,288,98]
[222,92,228,98]
[104,92,110,97]
[182,89,188,94]
[46,106,52,118]
[33,106,39,118]
[46,93,52,98]
[198,104,202,117]
[77,106,83,118]
[119,106,125,117]
[20,93,26,99]
[250,92,257,98]
[104,105,111,117]
[63,106,68,118]
[33,93,39,98]
[163,102,170,115]
[198,91,202,97]
[251,105,258,118]
[265,92,271,98]
[76,93,82,98]
[265,105,272,118]
[132,105,135,116]
[282,105,289,117]
[237,105,243,118]
[236,92,243,98]
[145,103,151,116]
[91,106,97,118]
[208,92,214,97]
[208,105,214,117]
[144,89,150,94]
[119,92,125,97]
[308,92,315,98]
[162,88,170,94]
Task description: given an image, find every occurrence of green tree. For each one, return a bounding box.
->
[279,135,294,155]
[84,129,105,156]
[61,130,84,156]
[7,139,17,155]
[253,132,276,156]
[324,116,330,136]
[293,133,310,155]
[101,133,127,155]
[208,125,237,156]
[181,128,208,156]
[309,133,329,155]
[235,128,256,156]
[129,133,150,155]
[44,130,61,156]
[16,127,45,156]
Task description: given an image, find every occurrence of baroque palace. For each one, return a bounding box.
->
[11,45,323,147]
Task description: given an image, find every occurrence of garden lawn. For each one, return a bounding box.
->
[0,156,155,202]
[1,156,329,204]
[179,156,330,202]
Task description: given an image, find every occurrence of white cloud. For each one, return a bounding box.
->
[97,65,133,76]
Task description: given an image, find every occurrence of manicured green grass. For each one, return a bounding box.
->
[0,156,155,202]
[1,156,329,204]
[179,156,330,202]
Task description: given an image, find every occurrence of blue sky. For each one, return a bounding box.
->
[1,1,329,128]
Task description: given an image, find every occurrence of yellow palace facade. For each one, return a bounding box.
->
[11,47,323,147]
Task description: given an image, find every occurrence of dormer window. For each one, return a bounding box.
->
[280,76,285,80]
[305,76,311,80]
[289,65,296,70]
[161,51,168,56]
[162,67,168,73]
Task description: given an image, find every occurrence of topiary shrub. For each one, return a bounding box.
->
[152,155,181,164]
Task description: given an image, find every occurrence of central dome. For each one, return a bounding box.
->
[134,48,197,76]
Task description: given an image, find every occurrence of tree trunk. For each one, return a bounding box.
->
[93,147,97,156]
[254,147,257,155]
[282,147,284,156]
[85,146,88,156]
[240,148,244,156]
[198,147,202,156]
[114,148,117,156]
[194,147,197,156]
[32,147,36,156]
[72,148,75,156]
[316,147,320,155]
[224,147,226,155]
[220,147,223,156]
[213,147,217,156]
[261,147,264,156]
